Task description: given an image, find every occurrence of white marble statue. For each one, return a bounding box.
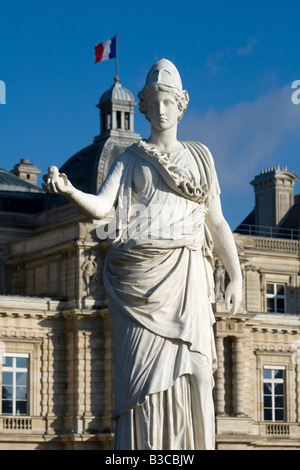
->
[43,59,242,450]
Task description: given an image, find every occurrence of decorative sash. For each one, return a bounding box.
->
[128,140,213,204]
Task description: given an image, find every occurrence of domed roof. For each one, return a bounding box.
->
[58,136,138,196]
[45,78,141,210]
[99,76,135,105]
[59,140,106,194]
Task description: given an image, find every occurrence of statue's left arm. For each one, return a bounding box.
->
[205,195,243,316]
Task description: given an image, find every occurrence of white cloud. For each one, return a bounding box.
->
[205,38,258,75]
[237,38,258,56]
[179,84,300,192]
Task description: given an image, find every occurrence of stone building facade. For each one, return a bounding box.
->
[0,78,299,450]
[214,166,300,450]
[214,234,300,450]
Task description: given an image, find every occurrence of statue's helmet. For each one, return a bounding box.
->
[143,59,183,91]
[138,59,189,122]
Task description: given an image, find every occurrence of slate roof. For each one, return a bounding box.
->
[0,168,43,193]
[234,197,300,239]
[0,168,45,214]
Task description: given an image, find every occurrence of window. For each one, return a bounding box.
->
[1,354,29,415]
[263,366,285,422]
[116,111,121,129]
[266,283,286,313]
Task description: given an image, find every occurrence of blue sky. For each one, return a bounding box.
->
[1,0,300,228]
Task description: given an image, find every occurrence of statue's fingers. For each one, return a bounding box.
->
[60,173,68,186]
[225,290,231,311]
[49,181,58,193]
[54,181,63,193]
[230,297,237,316]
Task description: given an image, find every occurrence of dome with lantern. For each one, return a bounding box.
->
[54,76,140,202]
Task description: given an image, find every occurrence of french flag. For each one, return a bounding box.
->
[94,37,116,64]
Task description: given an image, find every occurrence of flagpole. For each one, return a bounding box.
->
[115,33,119,79]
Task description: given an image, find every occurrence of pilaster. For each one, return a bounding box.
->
[214,336,225,415]
[233,337,246,416]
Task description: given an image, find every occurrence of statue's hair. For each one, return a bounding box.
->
[137,84,189,122]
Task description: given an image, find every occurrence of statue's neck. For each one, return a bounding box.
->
[147,125,182,153]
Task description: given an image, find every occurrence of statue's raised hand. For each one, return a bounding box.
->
[42,166,73,195]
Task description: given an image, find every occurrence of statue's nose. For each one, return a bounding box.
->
[158,103,165,115]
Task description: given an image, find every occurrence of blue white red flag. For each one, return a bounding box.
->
[94,37,116,63]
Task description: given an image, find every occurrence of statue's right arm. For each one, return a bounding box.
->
[42,158,125,220]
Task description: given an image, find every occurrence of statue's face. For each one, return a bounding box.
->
[146,90,179,131]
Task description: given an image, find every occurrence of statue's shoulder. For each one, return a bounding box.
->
[112,146,134,166]
[183,141,215,166]
[183,141,220,197]
[183,140,210,154]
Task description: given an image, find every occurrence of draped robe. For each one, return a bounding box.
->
[99,140,221,449]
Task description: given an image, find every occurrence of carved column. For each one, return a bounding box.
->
[233,337,246,416]
[215,336,226,415]
[64,313,95,435]
[41,332,62,434]
[64,312,79,434]
[296,358,300,424]
[76,329,87,434]
[112,110,117,130]
[259,271,266,312]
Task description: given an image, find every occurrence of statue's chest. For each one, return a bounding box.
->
[130,152,200,203]
[132,160,160,196]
